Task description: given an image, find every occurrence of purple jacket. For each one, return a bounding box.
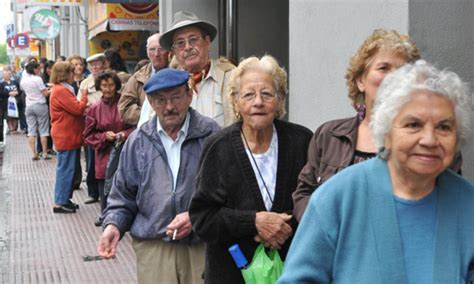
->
[84,94,134,179]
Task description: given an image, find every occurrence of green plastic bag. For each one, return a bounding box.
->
[241,244,284,284]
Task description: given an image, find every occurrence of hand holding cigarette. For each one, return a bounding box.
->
[166,212,192,241]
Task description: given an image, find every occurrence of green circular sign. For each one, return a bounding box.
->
[30,9,61,40]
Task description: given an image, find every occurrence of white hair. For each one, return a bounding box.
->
[371,60,471,158]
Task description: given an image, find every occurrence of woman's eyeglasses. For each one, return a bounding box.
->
[239,92,278,102]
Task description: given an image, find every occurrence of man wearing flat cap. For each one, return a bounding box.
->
[160,11,236,127]
[98,68,220,284]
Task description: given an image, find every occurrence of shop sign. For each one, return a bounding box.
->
[30,9,61,40]
[14,33,30,48]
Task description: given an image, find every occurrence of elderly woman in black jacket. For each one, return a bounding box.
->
[189,55,312,284]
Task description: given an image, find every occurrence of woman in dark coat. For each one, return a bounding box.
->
[189,55,312,283]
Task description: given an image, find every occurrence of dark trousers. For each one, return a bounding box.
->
[0,106,6,142]
[72,150,82,189]
[18,95,27,132]
[86,145,99,199]
[98,179,106,212]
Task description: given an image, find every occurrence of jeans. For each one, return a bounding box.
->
[86,145,99,199]
[54,149,79,205]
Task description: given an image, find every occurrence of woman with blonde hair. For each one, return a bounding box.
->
[49,62,88,213]
[189,55,312,283]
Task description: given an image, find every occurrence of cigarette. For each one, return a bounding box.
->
[172,229,178,240]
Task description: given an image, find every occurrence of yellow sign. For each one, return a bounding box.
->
[89,31,140,60]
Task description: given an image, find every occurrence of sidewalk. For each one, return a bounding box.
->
[0,134,137,283]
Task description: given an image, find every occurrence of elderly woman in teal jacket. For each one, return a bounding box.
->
[278,60,474,283]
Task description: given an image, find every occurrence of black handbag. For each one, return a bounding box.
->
[103,140,125,196]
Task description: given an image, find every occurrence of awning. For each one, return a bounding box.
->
[88,18,159,40]
[88,20,109,40]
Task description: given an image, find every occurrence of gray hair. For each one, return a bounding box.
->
[371,60,471,158]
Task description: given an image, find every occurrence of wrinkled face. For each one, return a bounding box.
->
[89,60,105,76]
[357,50,407,109]
[235,70,279,132]
[385,90,457,180]
[172,26,211,73]
[149,85,193,133]
[99,78,117,98]
[70,59,84,76]
[147,37,169,71]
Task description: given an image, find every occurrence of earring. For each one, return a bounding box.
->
[235,111,241,120]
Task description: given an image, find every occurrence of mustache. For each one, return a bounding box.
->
[163,110,179,116]
[184,49,198,58]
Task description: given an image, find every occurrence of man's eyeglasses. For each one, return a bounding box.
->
[172,36,203,50]
[239,92,278,102]
[149,92,187,106]
[148,47,167,55]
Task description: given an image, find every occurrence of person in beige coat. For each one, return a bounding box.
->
[160,11,236,127]
[118,33,169,126]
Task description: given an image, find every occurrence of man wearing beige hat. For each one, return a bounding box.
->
[79,53,106,104]
[79,53,106,206]
[160,11,235,127]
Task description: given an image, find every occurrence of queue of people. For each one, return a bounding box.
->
[94,11,474,284]
[2,8,472,284]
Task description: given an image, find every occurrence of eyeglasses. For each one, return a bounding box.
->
[172,35,203,50]
[239,92,278,102]
[149,92,187,106]
[148,47,167,55]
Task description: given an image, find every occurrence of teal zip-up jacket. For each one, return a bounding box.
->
[102,108,220,244]
[279,157,474,283]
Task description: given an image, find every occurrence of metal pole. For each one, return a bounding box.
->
[12,0,17,69]
[225,0,237,63]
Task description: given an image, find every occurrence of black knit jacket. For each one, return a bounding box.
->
[189,119,312,284]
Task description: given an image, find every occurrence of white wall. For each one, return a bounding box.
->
[409,0,474,180]
[289,0,409,132]
[59,6,88,58]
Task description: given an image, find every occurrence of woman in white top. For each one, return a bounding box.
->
[20,61,51,160]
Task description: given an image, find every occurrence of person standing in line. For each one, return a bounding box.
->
[278,60,474,283]
[98,68,220,284]
[159,11,236,127]
[49,62,88,213]
[104,48,131,92]
[0,69,20,138]
[79,53,106,205]
[20,61,51,160]
[68,54,87,190]
[118,33,169,127]
[83,71,134,226]
[37,60,55,156]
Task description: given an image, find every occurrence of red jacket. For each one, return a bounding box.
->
[50,83,88,150]
[83,93,134,179]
